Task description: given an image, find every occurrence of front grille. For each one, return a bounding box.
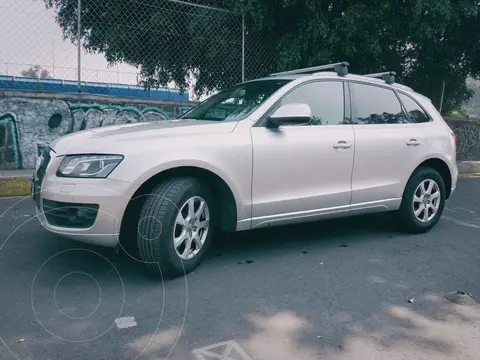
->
[43,199,99,228]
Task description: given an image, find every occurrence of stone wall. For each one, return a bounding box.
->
[466,77,480,119]
[445,117,480,161]
[0,90,197,169]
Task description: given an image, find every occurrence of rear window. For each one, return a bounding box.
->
[398,93,431,123]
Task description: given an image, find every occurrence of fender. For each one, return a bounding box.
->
[125,158,249,221]
[403,153,456,197]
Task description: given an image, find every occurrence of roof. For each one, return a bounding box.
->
[251,71,414,93]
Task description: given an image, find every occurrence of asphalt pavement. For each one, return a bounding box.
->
[0,179,479,360]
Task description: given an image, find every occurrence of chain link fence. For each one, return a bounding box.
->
[0,0,275,99]
[0,0,78,82]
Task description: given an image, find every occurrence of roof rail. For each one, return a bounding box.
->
[364,71,396,85]
[270,61,349,77]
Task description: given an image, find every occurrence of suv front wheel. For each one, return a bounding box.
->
[136,177,215,277]
[397,167,446,233]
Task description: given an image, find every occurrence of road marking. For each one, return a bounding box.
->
[443,215,480,229]
[114,316,138,329]
[445,206,477,215]
[192,340,252,360]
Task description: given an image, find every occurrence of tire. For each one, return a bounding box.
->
[136,177,215,278]
[396,166,446,233]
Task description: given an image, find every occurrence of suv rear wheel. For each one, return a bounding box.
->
[136,177,215,278]
[397,167,446,233]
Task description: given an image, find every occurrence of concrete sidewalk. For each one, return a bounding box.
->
[0,170,33,197]
[1,162,479,197]
[0,170,33,178]
[457,161,480,175]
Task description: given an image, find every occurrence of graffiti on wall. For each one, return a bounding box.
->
[0,114,21,170]
[0,96,193,169]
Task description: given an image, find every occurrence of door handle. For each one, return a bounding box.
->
[406,139,421,146]
[333,141,352,149]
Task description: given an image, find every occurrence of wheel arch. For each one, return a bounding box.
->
[119,166,239,249]
[408,158,453,199]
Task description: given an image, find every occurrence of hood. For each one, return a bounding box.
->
[49,119,237,155]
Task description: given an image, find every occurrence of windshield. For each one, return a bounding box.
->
[180,79,292,121]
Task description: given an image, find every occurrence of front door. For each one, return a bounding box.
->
[250,81,355,228]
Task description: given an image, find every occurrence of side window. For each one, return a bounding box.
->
[277,81,345,126]
[350,83,407,124]
[398,93,431,123]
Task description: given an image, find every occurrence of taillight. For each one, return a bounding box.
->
[452,132,457,149]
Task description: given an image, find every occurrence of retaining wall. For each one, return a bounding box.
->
[1,90,479,170]
[0,90,197,169]
[444,117,480,161]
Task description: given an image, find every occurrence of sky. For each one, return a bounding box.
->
[0,0,144,84]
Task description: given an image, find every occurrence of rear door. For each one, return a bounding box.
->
[348,82,428,208]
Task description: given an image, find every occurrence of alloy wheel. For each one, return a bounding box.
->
[412,179,441,223]
[173,196,210,260]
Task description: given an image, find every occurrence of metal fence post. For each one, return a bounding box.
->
[241,13,245,82]
[52,39,56,77]
[77,0,82,92]
[439,80,446,114]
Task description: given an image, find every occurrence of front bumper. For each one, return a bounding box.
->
[33,150,134,247]
[450,185,457,196]
[449,162,458,197]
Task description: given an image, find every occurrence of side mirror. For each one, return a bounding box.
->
[267,103,312,128]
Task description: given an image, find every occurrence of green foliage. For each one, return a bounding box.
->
[44,0,479,110]
[21,65,51,78]
[447,107,469,118]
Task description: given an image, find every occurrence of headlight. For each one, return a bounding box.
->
[57,155,123,178]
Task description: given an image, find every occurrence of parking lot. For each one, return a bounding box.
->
[0,178,479,360]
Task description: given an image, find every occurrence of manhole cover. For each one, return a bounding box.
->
[445,291,476,306]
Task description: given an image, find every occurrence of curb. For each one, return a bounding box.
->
[458,173,480,179]
[0,175,32,197]
[1,161,480,197]
[457,161,480,175]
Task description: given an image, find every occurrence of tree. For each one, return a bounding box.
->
[44,0,479,112]
[21,65,51,78]
[466,76,480,118]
